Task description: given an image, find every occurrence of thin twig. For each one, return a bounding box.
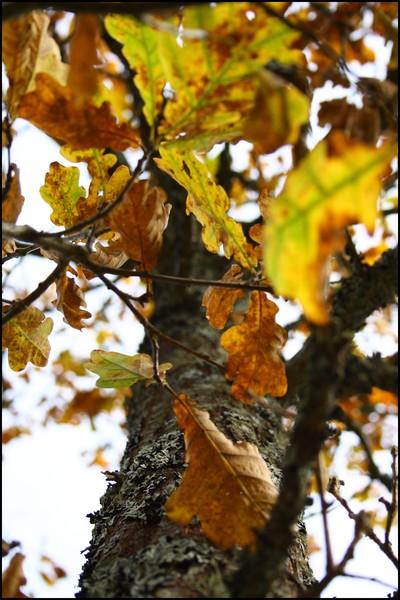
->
[384,447,398,546]
[96,273,225,373]
[328,476,398,569]
[315,453,334,572]
[2,260,67,326]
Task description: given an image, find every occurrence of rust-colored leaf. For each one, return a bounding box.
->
[2,10,68,116]
[2,165,25,224]
[18,73,140,151]
[2,553,29,598]
[67,14,100,106]
[221,291,287,402]
[108,180,171,272]
[57,389,117,425]
[202,264,245,329]
[53,272,91,330]
[165,394,278,549]
[2,427,31,445]
[2,306,53,372]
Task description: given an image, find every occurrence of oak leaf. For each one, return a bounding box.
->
[57,389,117,425]
[53,272,91,330]
[40,162,86,227]
[202,264,245,329]
[2,165,25,256]
[105,15,165,132]
[165,395,278,549]
[265,133,396,324]
[156,147,257,271]
[67,14,100,106]
[220,291,287,402]
[108,180,171,272]
[2,306,53,372]
[85,350,172,388]
[18,73,140,151]
[2,10,68,117]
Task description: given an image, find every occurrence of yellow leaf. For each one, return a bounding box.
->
[165,394,278,549]
[2,306,53,372]
[156,147,257,270]
[40,162,86,227]
[18,73,140,151]
[202,264,245,329]
[265,133,396,324]
[2,10,68,117]
[108,180,171,272]
[52,272,91,330]
[221,291,287,401]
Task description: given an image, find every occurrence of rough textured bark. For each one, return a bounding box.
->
[77,173,315,598]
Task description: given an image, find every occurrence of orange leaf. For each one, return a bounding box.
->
[2,427,31,445]
[202,264,245,329]
[67,15,100,106]
[2,553,29,598]
[369,387,397,408]
[58,389,117,425]
[165,395,278,549]
[2,165,25,224]
[220,291,287,401]
[18,73,140,151]
[108,180,171,272]
[53,272,91,330]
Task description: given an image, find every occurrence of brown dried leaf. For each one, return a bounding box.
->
[165,395,278,550]
[202,265,245,329]
[57,389,117,425]
[108,180,171,272]
[67,15,100,106]
[2,165,25,223]
[2,553,29,598]
[18,73,140,150]
[2,10,68,116]
[53,272,91,330]
[221,291,287,402]
[2,427,31,445]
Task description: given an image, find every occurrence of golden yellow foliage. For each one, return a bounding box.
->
[165,394,278,549]
[221,291,287,401]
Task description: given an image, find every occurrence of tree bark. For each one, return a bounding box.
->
[77,172,315,598]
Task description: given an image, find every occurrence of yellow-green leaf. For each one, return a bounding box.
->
[2,306,53,372]
[85,350,172,388]
[105,14,165,132]
[265,133,396,324]
[40,162,86,227]
[155,147,257,271]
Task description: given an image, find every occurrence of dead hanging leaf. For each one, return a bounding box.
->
[221,291,287,402]
[2,427,31,445]
[18,73,140,150]
[2,552,29,598]
[2,306,53,372]
[90,237,129,270]
[2,165,25,223]
[40,162,86,227]
[57,389,117,425]
[243,70,309,155]
[53,272,91,330]
[67,14,100,106]
[2,165,25,257]
[2,10,68,117]
[202,264,245,329]
[85,350,172,388]
[165,394,278,550]
[39,555,67,586]
[108,180,171,272]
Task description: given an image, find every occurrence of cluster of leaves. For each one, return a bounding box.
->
[2,2,398,596]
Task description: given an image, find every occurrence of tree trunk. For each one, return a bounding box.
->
[77,172,315,598]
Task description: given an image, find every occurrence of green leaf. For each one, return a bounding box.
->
[85,350,172,388]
